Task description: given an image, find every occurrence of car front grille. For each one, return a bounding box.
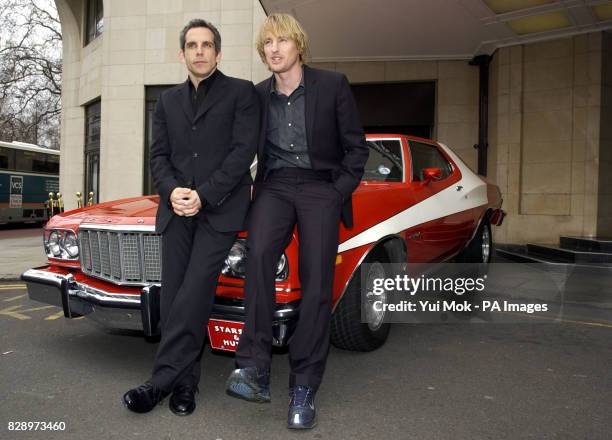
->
[78,227,162,285]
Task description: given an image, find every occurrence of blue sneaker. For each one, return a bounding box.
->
[287,385,316,429]
[225,367,271,403]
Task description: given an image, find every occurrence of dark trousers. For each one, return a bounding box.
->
[150,215,236,393]
[235,168,342,391]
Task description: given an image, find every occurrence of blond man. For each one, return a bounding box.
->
[226,13,368,429]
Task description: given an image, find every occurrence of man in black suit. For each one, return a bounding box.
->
[123,19,259,416]
[226,13,368,429]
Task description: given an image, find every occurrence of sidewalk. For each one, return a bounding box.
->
[0,226,47,280]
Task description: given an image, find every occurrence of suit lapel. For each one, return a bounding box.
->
[304,65,317,149]
[258,76,273,157]
[178,79,194,121]
[194,70,228,123]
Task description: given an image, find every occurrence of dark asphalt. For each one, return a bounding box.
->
[1,283,611,440]
[0,224,47,280]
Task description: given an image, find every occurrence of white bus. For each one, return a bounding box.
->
[0,141,60,224]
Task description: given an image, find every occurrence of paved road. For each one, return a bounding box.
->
[1,282,611,440]
[0,224,46,280]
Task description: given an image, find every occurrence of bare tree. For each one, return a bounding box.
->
[0,0,61,149]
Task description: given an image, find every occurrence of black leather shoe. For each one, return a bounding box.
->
[122,382,168,413]
[287,385,316,429]
[169,385,198,416]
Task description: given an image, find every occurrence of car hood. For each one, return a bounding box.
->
[46,196,160,231]
[45,181,454,236]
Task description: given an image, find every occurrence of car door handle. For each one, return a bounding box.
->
[456,185,463,191]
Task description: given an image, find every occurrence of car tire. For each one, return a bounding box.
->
[452,220,492,319]
[330,250,391,352]
[456,219,492,264]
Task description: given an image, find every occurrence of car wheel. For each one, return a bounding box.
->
[457,220,492,264]
[330,250,391,352]
[452,220,492,319]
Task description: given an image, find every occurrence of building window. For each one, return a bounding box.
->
[144,86,172,195]
[84,100,101,203]
[85,0,103,45]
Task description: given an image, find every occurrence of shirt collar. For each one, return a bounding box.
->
[188,67,218,93]
[270,67,305,95]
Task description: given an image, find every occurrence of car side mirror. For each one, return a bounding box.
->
[422,167,442,185]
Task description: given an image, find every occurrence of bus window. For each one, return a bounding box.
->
[32,152,51,173]
[0,147,15,170]
[48,155,59,174]
[15,150,32,173]
[13,150,58,174]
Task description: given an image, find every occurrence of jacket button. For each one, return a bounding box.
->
[192,125,196,130]
[193,153,199,158]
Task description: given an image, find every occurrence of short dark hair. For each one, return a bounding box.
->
[179,19,221,53]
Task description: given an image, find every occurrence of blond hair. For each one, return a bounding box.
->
[255,13,310,64]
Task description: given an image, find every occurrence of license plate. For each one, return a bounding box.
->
[207,319,244,352]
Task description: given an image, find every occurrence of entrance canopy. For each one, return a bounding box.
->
[260,0,612,60]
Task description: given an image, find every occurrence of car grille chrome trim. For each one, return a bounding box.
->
[78,227,162,286]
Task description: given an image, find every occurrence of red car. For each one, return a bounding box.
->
[22,134,505,351]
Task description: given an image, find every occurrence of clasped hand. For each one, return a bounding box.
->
[170,187,202,217]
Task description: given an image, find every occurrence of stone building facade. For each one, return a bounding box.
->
[53,0,612,243]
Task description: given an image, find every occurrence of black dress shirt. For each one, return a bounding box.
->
[264,71,311,174]
[189,68,218,114]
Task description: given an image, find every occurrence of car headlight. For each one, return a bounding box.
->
[44,229,79,260]
[48,231,61,257]
[226,240,247,275]
[222,239,288,281]
[276,253,288,279]
[63,231,79,258]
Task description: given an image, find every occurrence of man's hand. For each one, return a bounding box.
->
[170,187,203,217]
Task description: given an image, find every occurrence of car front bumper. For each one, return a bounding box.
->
[21,267,299,346]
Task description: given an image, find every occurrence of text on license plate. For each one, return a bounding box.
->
[207,319,244,352]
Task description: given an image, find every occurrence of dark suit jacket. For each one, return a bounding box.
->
[254,65,368,228]
[150,71,259,233]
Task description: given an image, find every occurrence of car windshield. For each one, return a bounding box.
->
[362,139,404,182]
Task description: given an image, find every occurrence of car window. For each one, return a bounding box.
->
[362,139,404,182]
[409,141,453,182]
